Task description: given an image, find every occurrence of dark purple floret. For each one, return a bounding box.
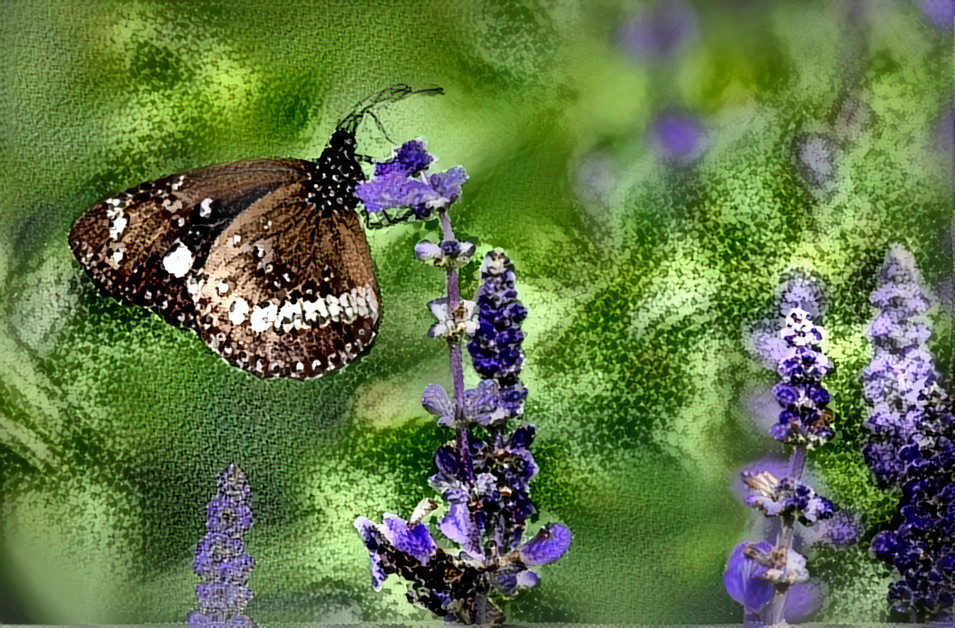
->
[375,139,433,177]
[190,464,255,627]
[743,472,837,525]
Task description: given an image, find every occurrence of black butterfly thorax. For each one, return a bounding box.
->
[69,128,380,380]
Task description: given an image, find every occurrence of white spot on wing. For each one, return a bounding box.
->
[250,302,277,332]
[108,213,128,240]
[229,297,249,325]
[326,295,341,322]
[199,198,213,218]
[275,300,303,331]
[162,241,194,278]
[302,297,329,326]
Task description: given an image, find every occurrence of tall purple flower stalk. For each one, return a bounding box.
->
[188,464,256,627]
[724,274,839,624]
[353,140,571,624]
[862,245,954,620]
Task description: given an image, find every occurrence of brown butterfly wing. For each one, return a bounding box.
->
[68,160,311,329]
[194,170,379,379]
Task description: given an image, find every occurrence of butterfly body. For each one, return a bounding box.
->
[69,129,380,379]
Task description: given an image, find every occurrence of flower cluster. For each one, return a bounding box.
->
[468,251,528,422]
[770,308,835,448]
[862,246,955,619]
[724,274,841,624]
[355,139,468,221]
[354,141,570,624]
[188,464,256,627]
[743,471,836,525]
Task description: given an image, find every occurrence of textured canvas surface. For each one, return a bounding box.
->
[0,0,951,623]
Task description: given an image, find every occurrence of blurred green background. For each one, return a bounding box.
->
[0,0,951,623]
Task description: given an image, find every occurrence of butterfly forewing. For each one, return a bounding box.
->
[68,160,310,329]
[69,130,379,379]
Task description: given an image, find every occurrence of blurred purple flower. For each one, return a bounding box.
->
[618,0,698,60]
[648,111,708,165]
[794,132,840,189]
[919,0,953,30]
[190,464,255,627]
[801,511,864,548]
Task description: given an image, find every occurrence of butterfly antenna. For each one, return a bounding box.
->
[338,84,444,135]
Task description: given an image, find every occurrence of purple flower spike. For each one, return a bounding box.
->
[648,111,708,165]
[468,249,528,422]
[862,245,955,619]
[724,541,774,614]
[728,271,844,623]
[190,464,255,627]
[617,0,698,60]
[519,523,572,566]
[355,138,567,624]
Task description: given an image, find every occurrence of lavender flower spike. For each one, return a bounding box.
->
[725,273,847,625]
[862,245,955,619]
[468,249,528,422]
[188,464,255,627]
[354,139,570,624]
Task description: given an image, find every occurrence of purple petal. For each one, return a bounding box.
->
[520,523,572,566]
[429,166,469,203]
[784,580,823,623]
[414,240,444,262]
[383,515,437,565]
[421,383,454,418]
[723,541,774,614]
[355,172,415,212]
[440,502,484,559]
[353,517,388,590]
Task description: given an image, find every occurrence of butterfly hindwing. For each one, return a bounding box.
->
[193,133,380,379]
[68,159,311,330]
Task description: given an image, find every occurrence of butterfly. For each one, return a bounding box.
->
[69,85,438,380]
